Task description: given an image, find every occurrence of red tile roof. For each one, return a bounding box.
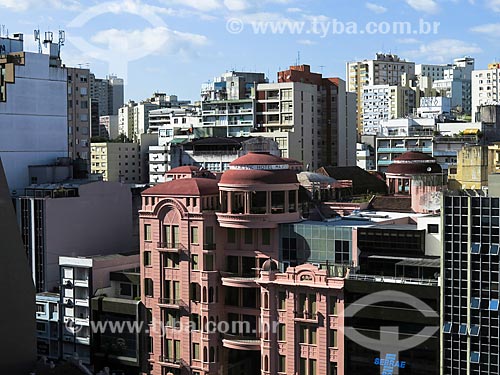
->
[167,166,201,174]
[220,169,298,185]
[143,178,219,196]
[229,152,287,166]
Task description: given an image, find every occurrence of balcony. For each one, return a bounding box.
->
[222,334,261,351]
[158,356,184,368]
[203,243,216,251]
[157,298,187,309]
[220,272,258,288]
[294,311,319,323]
[157,242,186,253]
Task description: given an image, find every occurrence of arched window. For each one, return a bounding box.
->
[264,355,269,371]
[203,347,208,362]
[203,286,207,302]
[263,292,269,308]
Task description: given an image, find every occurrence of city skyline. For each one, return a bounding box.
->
[2,0,500,101]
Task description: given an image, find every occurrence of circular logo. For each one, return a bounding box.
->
[226,18,245,34]
[64,319,83,335]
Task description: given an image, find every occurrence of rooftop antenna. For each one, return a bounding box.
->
[296,51,301,66]
[43,31,53,45]
[319,65,325,74]
[34,29,42,53]
[0,25,6,37]
[58,30,65,58]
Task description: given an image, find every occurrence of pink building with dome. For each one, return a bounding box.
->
[140,152,345,375]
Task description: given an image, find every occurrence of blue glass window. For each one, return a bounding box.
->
[470,352,480,364]
[490,244,499,255]
[469,325,480,336]
[443,322,452,333]
[489,299,499,311]
[471,298,480,309]
[458,324,468,335]
[471,243,481,254]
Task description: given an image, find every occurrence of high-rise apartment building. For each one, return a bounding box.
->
[255,65,356,169]
[91,142,142,183]
[347,54,416,133]
[67,67,91,177]
[472,64,500,118]
[90,74,124,117]
[0,34,67,192]
[442,192,500,375]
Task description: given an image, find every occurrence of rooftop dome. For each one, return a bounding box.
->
[229,152,288,167]
[386,151,442,175]
[143,178,219,196]
[220,152,298,186]
[261,258,278,272]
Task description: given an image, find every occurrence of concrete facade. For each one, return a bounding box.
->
[91,142,141,183]
[0,40,68,192]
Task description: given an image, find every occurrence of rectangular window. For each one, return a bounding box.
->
[309,327,317,345]
[443,322,452,333]
[329,296,337,315]
[309,359,317,375]
[192,254,199,270]
[191,227,199,244]
[144,251,151,267]
[36,304,45,313]
[262,228,271,245]
[278,291,286,310]
[144,278,154,297]
[204,254,214,271]
[192,342,200,360]
[278,324,286,341]
[144,224,152,241]
[329,329,338,347]
[490,299,499,311]
[299,325,307,343]
[244,229,253,244]
[120,283,132,296]
[205,226,214,246]
[278,355,286,373]
[427,224,439,233]
[227,228,236,243]
[172,225,179,246]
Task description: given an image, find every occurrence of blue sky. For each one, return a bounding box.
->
[2,0,500,101]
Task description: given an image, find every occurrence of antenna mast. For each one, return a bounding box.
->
[34,29,42,53]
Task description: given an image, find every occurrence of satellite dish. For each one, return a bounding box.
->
[427,167,432,172]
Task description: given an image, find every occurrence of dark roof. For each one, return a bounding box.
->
[167,165,200,174]
[229,152,288,166]
[387,151,442,175]
[220,169,298,185]
[369,196,413,213]
[318,166,387,195]
[188,137,252,146]
[143,178,219,196]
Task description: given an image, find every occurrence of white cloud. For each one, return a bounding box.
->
[224,0,249,11]
[396,37,421,44]
[486,0,500,11]
[287,7,302,12]
[366,2,388,14]
[405,39,481,62]
[405,0,439,13]
[471,22,500,34]
[297,39,317,45]
[0,0,81,11]
[162,0,222,11]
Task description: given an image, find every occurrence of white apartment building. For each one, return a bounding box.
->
[0,34,68,192]
[347,53,416,132]
[472,64,500,119]
[432,57,474,115]
[36,292,61,360]
[415,63,450,82]
[91,142,141,182]
[362,84,417,135]
[59,253,139,365]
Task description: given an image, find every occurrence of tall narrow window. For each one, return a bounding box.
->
[144,224,151,241]
[191,226,199,244]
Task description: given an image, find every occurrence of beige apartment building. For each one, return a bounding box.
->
[91,142,141,182]
[347,53,415,133]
